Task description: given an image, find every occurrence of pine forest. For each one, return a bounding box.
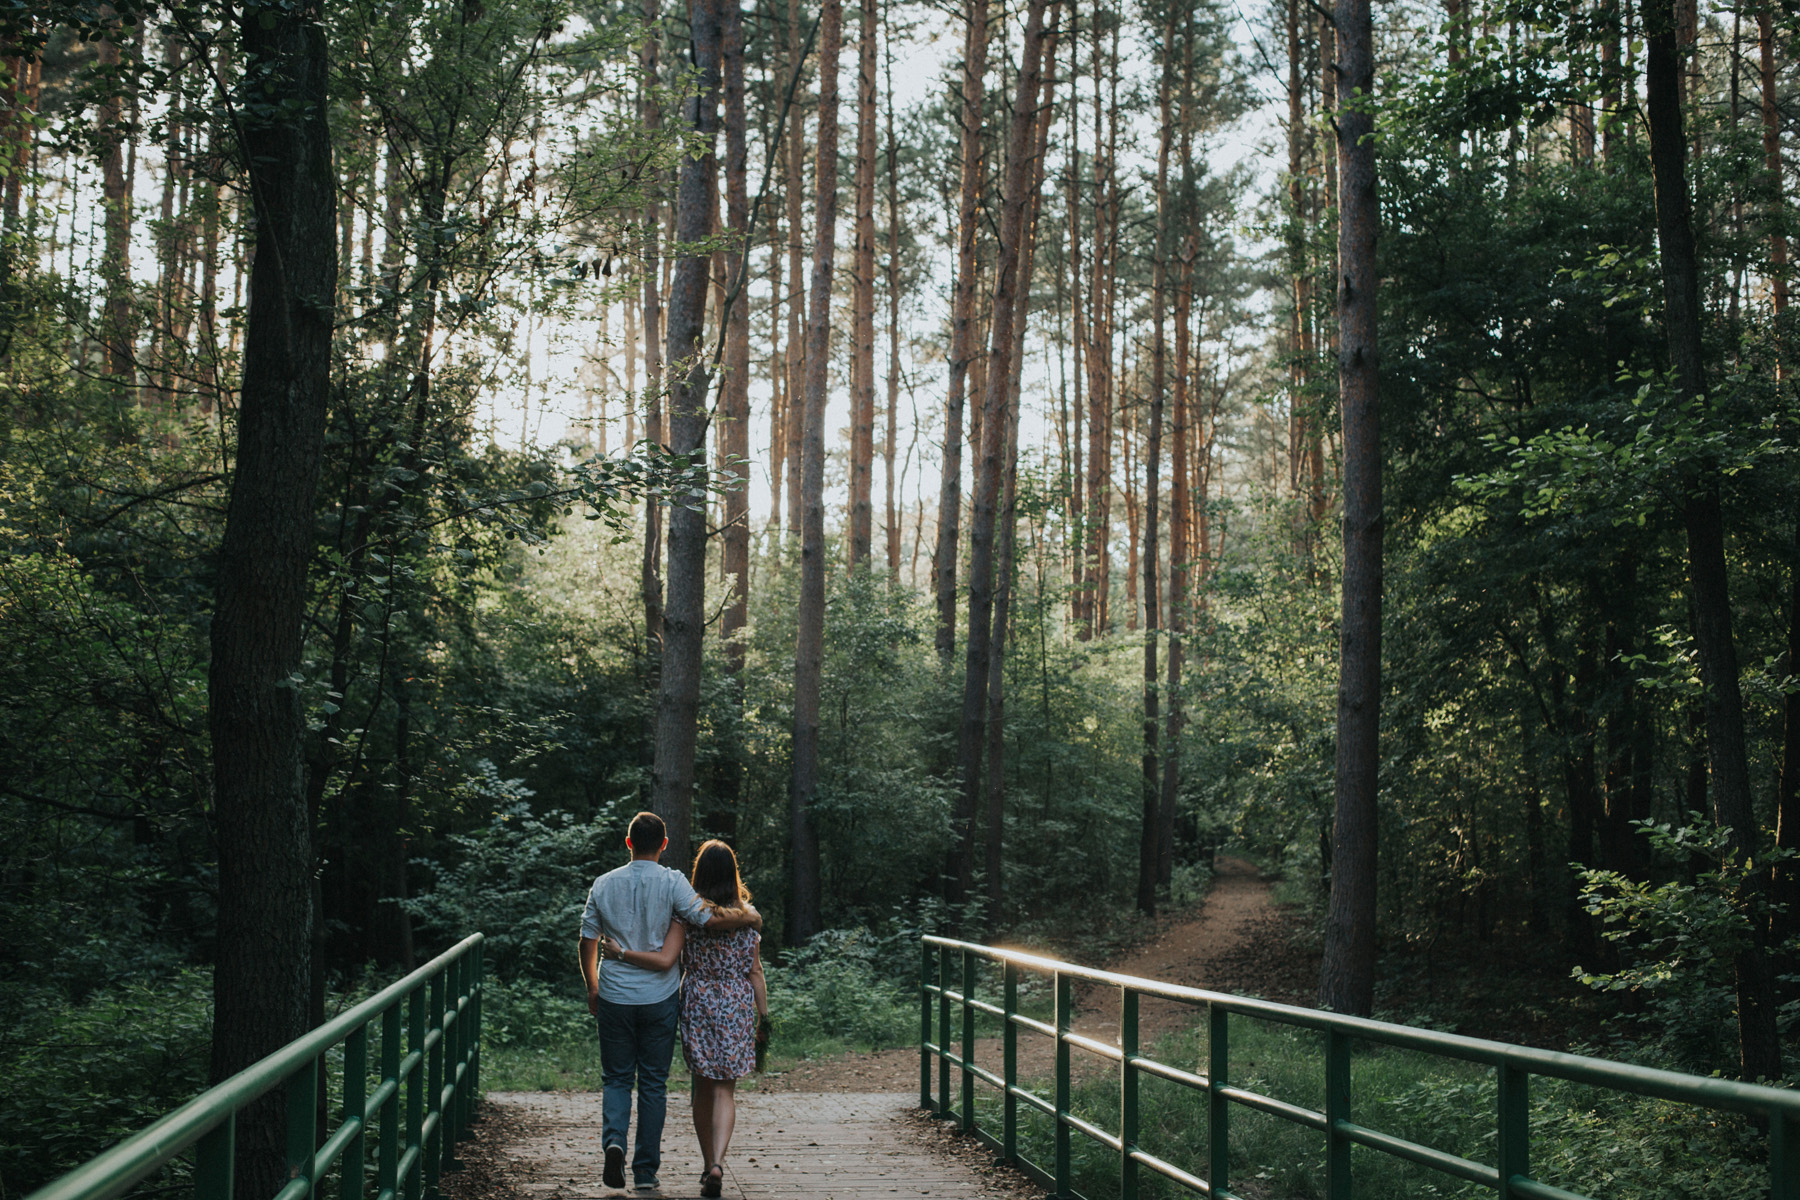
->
[2,0,1798,1193]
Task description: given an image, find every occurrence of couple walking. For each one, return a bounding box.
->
[578,812,770,1197]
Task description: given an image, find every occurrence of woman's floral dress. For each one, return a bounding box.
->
[680,924,759,1080]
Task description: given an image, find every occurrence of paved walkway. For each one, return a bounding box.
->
[484,1091,1010,1200]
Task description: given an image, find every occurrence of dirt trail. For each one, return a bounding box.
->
[757,857,1316,1094]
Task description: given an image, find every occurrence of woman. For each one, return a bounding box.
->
[601,840,768,1197]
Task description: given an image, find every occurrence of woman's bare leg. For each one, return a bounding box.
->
[705,1078,738,1169]
[691,1078,716,1167]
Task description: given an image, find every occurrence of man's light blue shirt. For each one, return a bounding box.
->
[581,859,713,1004]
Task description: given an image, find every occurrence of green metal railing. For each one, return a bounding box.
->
[27,934,484,1200]
[920,935,1799,1200]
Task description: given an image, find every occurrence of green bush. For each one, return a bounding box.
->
[0,970,213,1198]
[481,976,595,1049]
[764,926,918,1053]
[403,800,623,983]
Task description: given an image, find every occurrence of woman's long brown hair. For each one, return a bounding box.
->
[690,839,752,908]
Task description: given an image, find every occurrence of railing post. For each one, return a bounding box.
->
[405,987,425,1200]
[961,947,976,1135]
[1207,1003,1228,1197]
[471,939,483,1100]
[380,1003,401,1200]
[920,940,934,1111]
[342,1025,368,1200]
[1002,960,1018,1165]
[426,970,445,1198]
[1324,1028,1351,1200]
[937,945,952,1117]
[286,1060,318,1200]
[195,1114,234,1200]
[1120,988,1139,1200]
[1497,1064,1529,1200]
[1773,1107,1797,1200]
[1054,971,1072,1200]
[445,954,464,1158]
[467,942,482,1118]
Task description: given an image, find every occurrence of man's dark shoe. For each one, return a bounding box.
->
[602,1145,626,1189]
[632,1172,659,1192]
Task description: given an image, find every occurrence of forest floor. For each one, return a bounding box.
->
[754,855,1317,1094]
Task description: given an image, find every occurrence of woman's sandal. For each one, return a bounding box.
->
[700,1165,723,1198]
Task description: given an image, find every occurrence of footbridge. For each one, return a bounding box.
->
[20,932,1800,1200]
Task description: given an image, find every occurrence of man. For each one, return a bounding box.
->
[578,811,761,1192]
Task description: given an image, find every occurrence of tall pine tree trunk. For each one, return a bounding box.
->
[984,31,1057,926]
[651,0,724,870]
[1643,0,1781,1082]
[1161,235,1194,888]
[1140,24,1172,916]
[1320,0,1379,1018]
[954,0,1048,914]
[721,0,751,675]
[784,0,807,542]
[97,34,133,387]
[208,7,335,1199]
[1773,1,1800,980]
[849,0,878,569]
[883,26,903,578]
[935,0,988,666]
[790,0,840,945]
[641,0,667,652]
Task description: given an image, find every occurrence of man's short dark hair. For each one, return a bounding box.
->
[627,811,666,852]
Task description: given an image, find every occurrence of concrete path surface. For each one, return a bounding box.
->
[482,1091,1013,1200]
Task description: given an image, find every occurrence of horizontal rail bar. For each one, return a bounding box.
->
[1130,1056,1210,1091]
[966,1062,1006,1091]
[1061,1110,1123,1152]
[1333,1121,1499,1188]
[27,935,484,1200]
[923,936,1800,1117]
[1063,1031,1122,1061]
[1215,1085,1327,1132]
[365,1078,399,1115]
[1128,1147,1212,1196]
[310,1114,364,1180]
[1510,1177,1593,1200]
[1011,1086,1055,1117]
[1010,1013,1055,1038]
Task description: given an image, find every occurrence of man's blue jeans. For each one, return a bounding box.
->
[595,990,680,1182]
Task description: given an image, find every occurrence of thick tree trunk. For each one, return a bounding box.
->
[954,0,1048,913]
[934,0,988,665]
[651,0,723,871]
[208,8,335,1200]
[849,0,878,569]
[791,0,840,945]
[984,36,1057,926]
[1319,0,1379,1018]
[1643,0,1782,1082]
